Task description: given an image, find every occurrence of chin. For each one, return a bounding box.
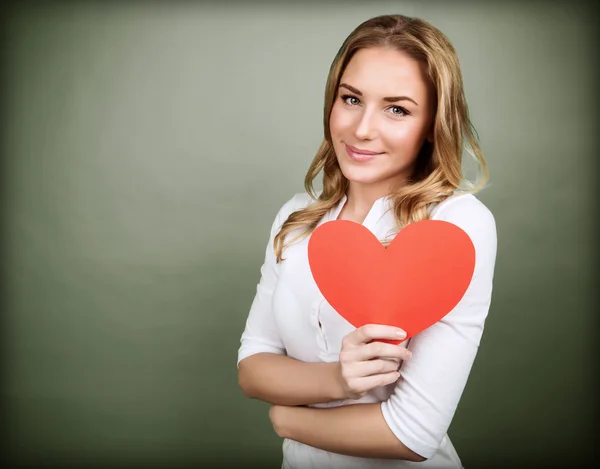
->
[338,162,389,185]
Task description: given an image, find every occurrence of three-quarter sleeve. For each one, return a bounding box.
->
[380,194,498,459]
[237,194,304,367]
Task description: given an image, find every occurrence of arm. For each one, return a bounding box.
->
[239,354,346,406]
[238,194,346,406]
[266,325,422,461]
[240,326,410,405]
[238,194,408,406]
[270,403,425,462]
[379,197,497,459]
[270,195,497,460]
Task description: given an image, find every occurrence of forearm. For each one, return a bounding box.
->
[271,403,425,462]
[238,353,346,406]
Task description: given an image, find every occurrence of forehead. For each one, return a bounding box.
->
[341,47,430,99]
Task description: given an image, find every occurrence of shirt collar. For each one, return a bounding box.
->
[330,193,394,225]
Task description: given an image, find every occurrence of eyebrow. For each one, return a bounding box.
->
[339,83,419,106]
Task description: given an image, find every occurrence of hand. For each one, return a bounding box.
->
[269,404,287,438]
[336,324,412,400]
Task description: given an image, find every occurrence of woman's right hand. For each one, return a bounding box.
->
[336,324,412,400]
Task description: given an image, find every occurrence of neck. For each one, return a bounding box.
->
[343,162,417,215]
[344,184,388,217]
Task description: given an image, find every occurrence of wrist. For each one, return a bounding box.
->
[270,405,294,439]
[328,362,349,401]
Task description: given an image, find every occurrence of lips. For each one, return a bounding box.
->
[344,143,383,162]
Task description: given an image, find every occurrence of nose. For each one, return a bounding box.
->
[354,108,378,140]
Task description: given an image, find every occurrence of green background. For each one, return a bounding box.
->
[1,2,596,468]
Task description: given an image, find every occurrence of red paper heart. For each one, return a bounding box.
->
[308,219,475,344]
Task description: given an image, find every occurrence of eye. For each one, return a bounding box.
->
[341,94,361,106]
[387,105,409,117]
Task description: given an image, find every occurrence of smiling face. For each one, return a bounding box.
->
[329,47,436,193]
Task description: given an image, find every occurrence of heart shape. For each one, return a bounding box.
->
[308,219,475,344]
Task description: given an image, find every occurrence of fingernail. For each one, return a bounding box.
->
[406,351,412,359]
[396,330,406,338]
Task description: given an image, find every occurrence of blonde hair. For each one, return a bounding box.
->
[274,14,488,262]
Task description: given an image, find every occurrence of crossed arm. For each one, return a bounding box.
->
[238,333,426,462]
[268,400,425,461]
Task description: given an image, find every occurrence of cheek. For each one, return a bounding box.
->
[329,104,352,137]
[382,124,424,154]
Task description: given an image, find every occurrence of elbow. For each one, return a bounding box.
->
[388,436,427,462]
[238,374,251,398]
[382,440,427,462]
[237,361,257,399]
[392,442,426,462]
[405,453,427,463]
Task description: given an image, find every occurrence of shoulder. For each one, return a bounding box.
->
[432,193,495,228]
[431,192,497,256]
[276,191,318,220]
[270,191,318,230]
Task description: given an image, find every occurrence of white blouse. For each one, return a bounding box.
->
[238,191,497,469]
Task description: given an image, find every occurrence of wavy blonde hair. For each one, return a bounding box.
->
[274,14,488,262]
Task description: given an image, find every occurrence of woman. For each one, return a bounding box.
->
[237,14,497,469]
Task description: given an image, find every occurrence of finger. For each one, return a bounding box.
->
[350,371,401,394]
[359,342,412,361]
[352,358,401,378]
[345,324,406,346]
